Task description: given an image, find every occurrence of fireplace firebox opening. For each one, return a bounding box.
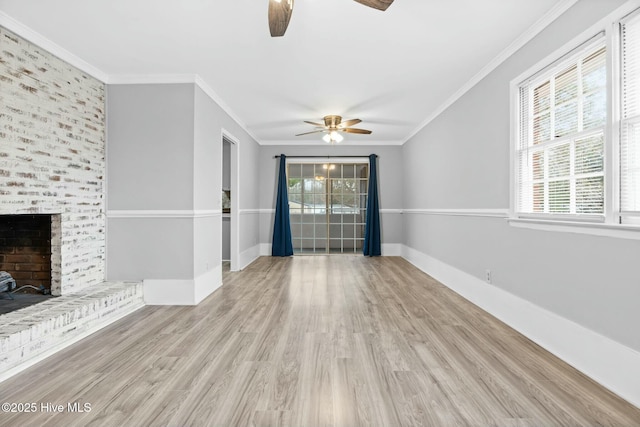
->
[0,214,58,295]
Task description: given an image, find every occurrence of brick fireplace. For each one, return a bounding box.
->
[0,26,146,376]
[1,26,106,296]
[0,214,60,293]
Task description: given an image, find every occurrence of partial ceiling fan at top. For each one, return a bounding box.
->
[268,0,395,37]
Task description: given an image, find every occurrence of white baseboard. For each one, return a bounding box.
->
[401,245,640,409]
[381,243,403,256]
[239,244,261,270]
[144,264,222,305]
[260,243,272,256]
[194,265,223,304]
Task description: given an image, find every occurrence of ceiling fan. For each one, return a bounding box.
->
[296,115,372,143]
[269,0,395,37]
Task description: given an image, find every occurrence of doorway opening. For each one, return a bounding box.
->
[222,131,239,271]
[287,161,368,254]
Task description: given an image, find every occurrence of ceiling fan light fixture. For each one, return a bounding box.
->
[330,131,342,141]
[298,115,369,141]
[323,131,344,144]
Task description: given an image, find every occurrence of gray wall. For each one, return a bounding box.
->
[402,0,640,352]
[193,85,261,264]
[258,145,404,248]
[238,132,261,255]
[193,86,222,278]
[107,84,195,280]
[107,83,261,284]
[222,217,231,261]
[107,84,194,211]
[222,141,231,191]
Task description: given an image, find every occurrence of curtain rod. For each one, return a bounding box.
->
[273,155,376,158]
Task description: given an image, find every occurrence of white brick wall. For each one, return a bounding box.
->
[0,27,106,295]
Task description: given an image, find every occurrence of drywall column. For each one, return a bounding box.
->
[106,83,209,304]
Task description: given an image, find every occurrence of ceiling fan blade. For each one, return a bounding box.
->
[353,0,394,11]
[269,0,294,37]
[338,118,362,128]
[304,120,325,127]
[342,128,372,134]
[295,130,326,136]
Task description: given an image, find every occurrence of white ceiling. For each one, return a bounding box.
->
[0,0,572,145]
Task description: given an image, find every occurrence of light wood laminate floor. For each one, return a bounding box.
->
[0,256,639,426]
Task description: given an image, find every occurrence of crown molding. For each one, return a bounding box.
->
[193,75,261,144]
[107,73,261,144]
[106,74,198,85]
[0,12,109,82]
[2,0,579,149]
[0,11,108,83]
[401,0,580,145]
[0,11,260,145]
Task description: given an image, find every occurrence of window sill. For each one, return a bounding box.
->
[508,217,640,240]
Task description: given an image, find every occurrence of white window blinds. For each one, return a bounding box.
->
[620,10,640,220]
[516,39,606,218]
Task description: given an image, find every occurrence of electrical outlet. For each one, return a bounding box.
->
[485,269,492,284]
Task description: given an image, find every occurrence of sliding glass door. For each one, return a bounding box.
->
[287,162,368,254]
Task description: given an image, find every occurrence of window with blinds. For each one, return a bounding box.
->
[620,10,640,223]
[516,39,606,219]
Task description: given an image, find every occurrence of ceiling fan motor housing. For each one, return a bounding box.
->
[323,115,342,128]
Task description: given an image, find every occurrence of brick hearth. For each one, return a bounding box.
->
[0,281,144,379]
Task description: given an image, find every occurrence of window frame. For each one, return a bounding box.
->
[619,8,640,224]
[509,0,640,239]
[519,39,607,218]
